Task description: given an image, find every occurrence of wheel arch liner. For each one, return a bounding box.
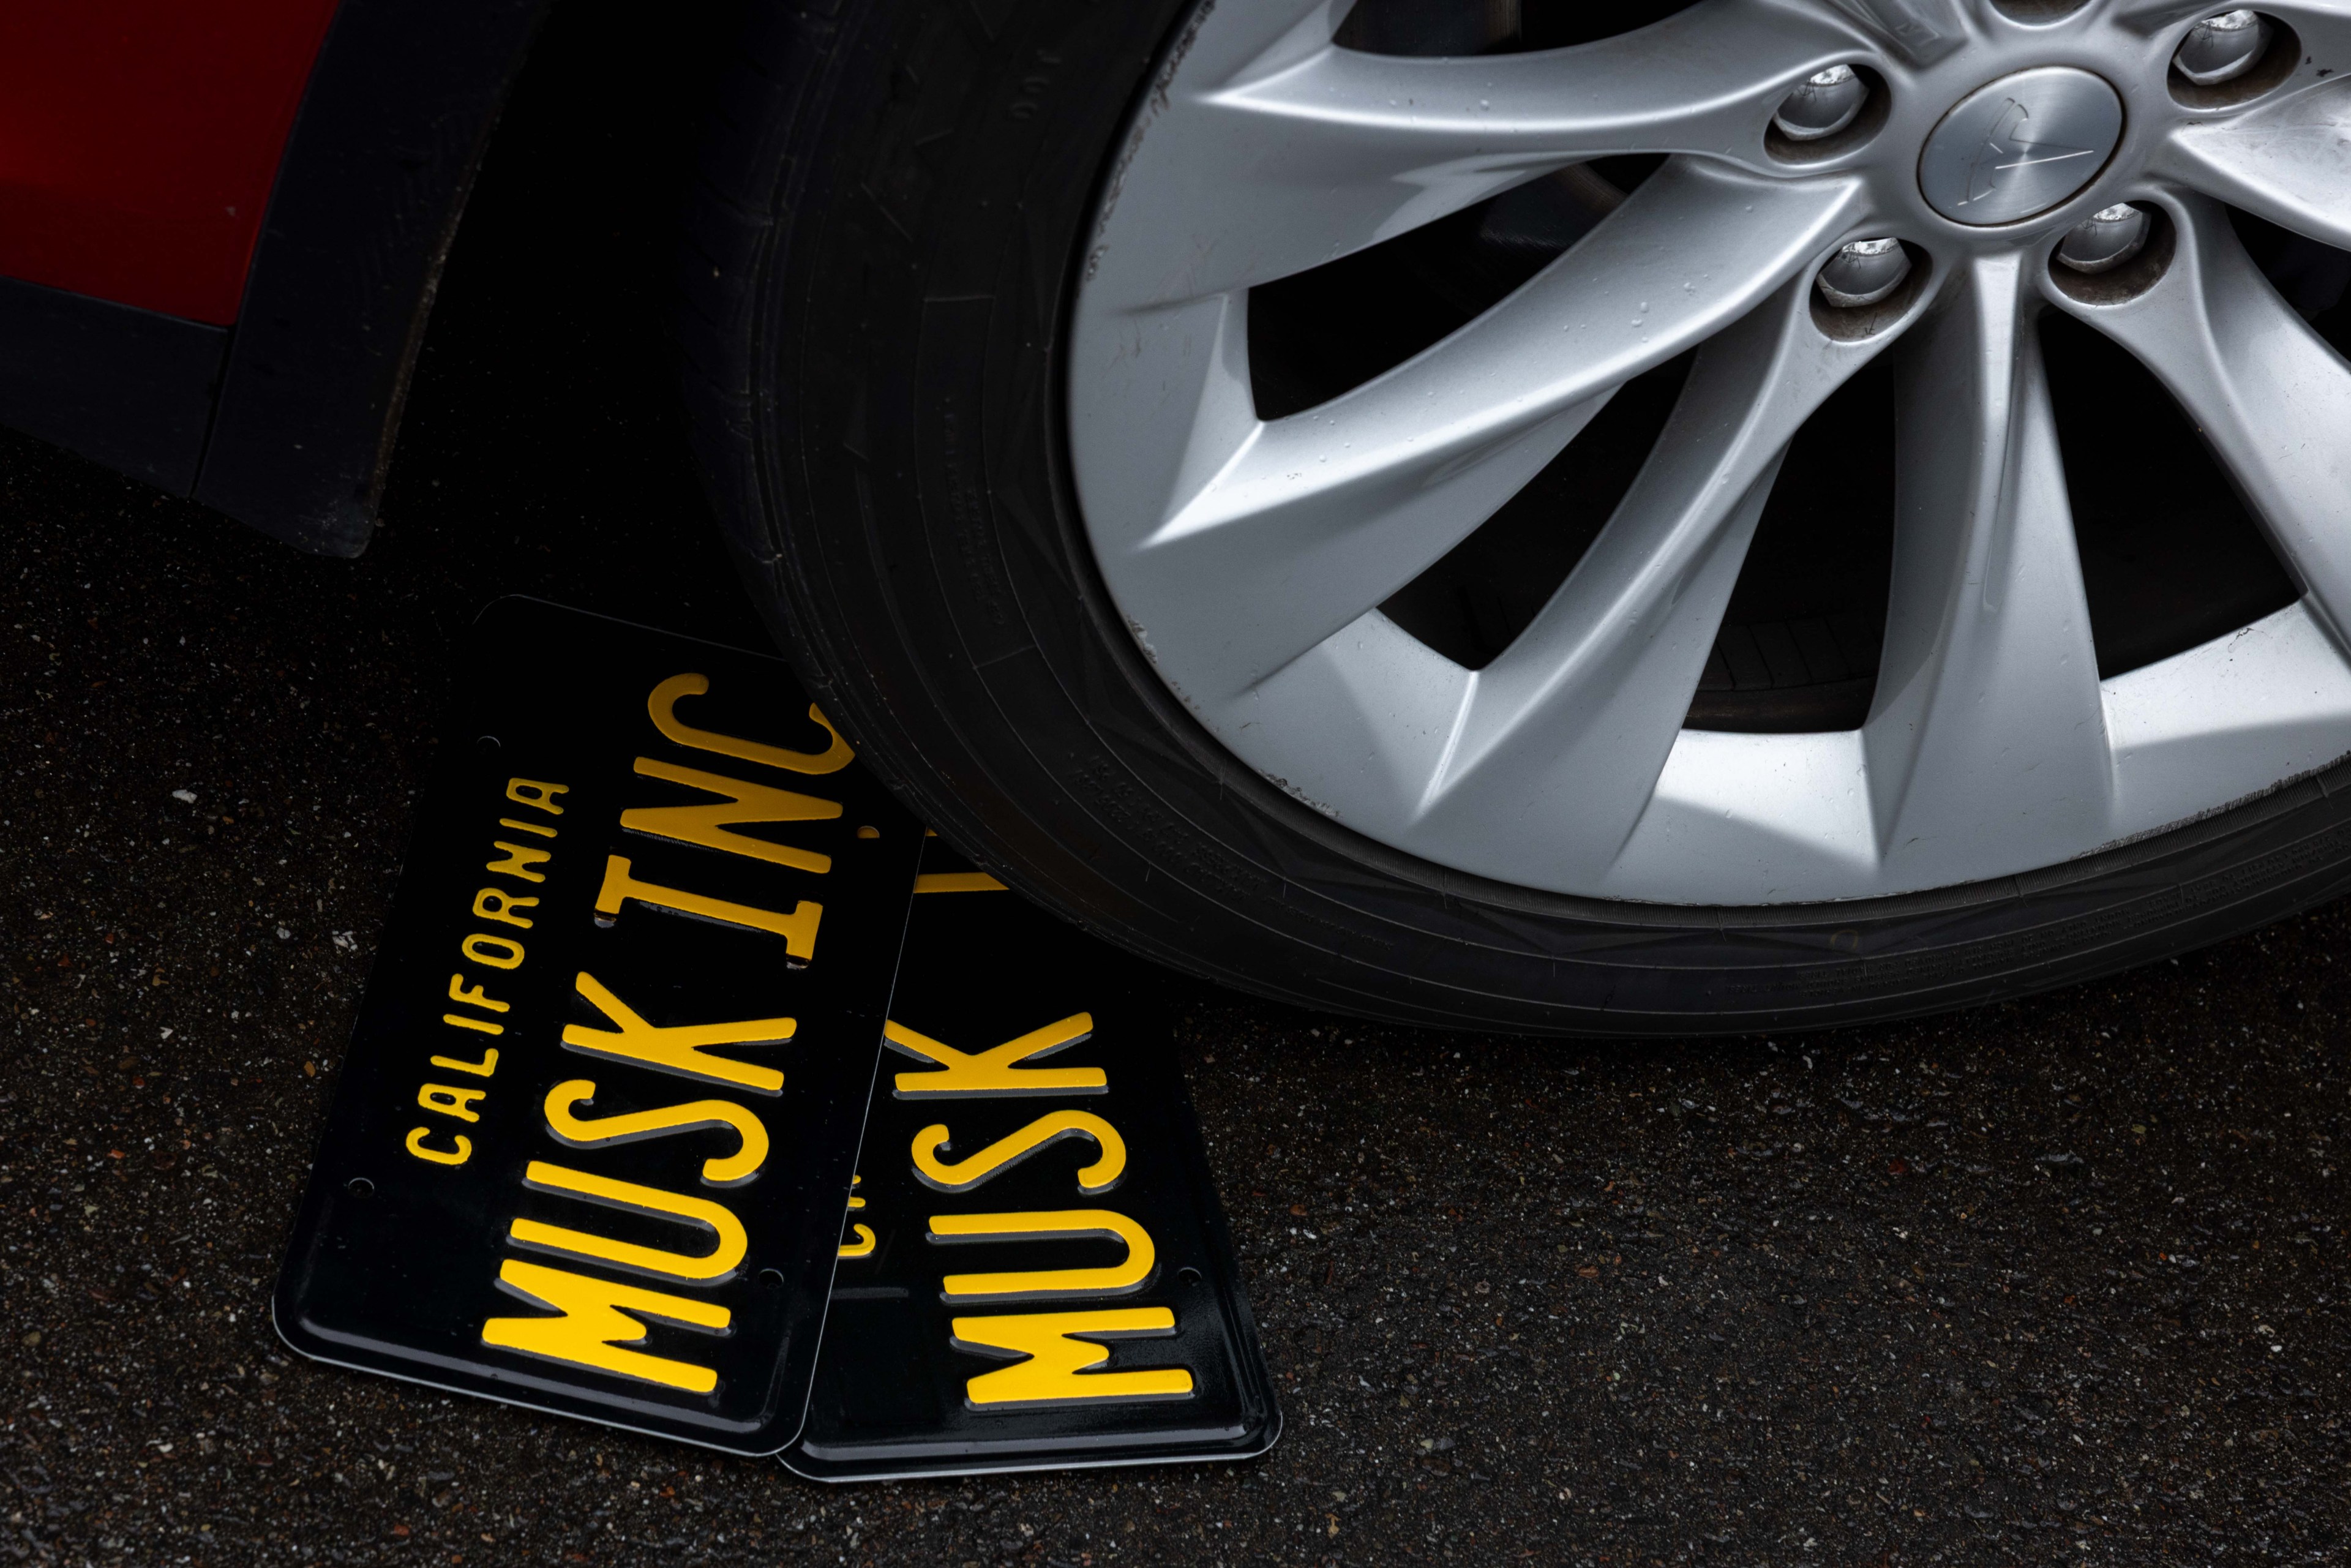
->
[0,0,550,555]
[191,0,554,556]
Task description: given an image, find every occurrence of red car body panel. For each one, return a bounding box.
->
[0,1,340,324]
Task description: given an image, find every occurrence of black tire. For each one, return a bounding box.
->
[673,0,2351,1034]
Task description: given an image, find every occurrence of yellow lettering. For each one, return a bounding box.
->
[594,857,823,959]
[542,1079,768,1185]
[622,758,839,874]
[473,887,538,929]
[928,1210,1156,1302]
[912,872,1009,894]
[561,972,790,1094]
[486,841,553,882]
[418,1084,487,1122]
[647,674,854,775]
[839,1179,874,1256]
[448,973,508,1013]
[950,1309,1192,1408]
[430,1046,500,1078]
[462,932,525,969]
[481,1259,726,1394]
[913,1112,1126,1195]
[405,1126,472,1166]
[498,816,557,839]
[886,1015,1106,1099]
[506,778,569,814]
[510,1162,748,1283]
[441,1013,505,1037]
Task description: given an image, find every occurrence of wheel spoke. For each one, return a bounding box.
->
[1085,0,1869,310]
[1081,166,1864,702]
[1403,270,1917,879]
[2048,196,2351,648]
[2156,78,2351,251]
[1863,253,2110,874]
[1818,0,1968,64]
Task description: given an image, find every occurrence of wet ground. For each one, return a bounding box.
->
[5,4,2350,1563]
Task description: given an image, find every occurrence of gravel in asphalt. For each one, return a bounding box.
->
[4,4,2349,1562]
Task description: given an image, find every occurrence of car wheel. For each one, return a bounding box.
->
[678,0,2351,1032]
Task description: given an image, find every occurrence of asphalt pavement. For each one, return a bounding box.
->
[5,6,2350,1562]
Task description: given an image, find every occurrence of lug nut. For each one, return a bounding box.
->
[2175,9,2270,86]
[1816,238,1911,309]
[1774,64,1869,142]
[2056,204,2151,273]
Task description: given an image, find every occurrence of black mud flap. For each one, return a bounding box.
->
[274,599,920,1455]
[785,841,1280,1480]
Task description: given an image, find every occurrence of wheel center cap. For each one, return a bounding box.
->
[1918,67,2124,225]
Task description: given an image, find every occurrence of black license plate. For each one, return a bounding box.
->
[786,843,1280,1480]
[275,599,920,1455]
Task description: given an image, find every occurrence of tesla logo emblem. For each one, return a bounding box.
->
[1919,67,2122,225]
[1955,98,2094,208]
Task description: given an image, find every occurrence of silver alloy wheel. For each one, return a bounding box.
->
[1068,0,2351,904]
